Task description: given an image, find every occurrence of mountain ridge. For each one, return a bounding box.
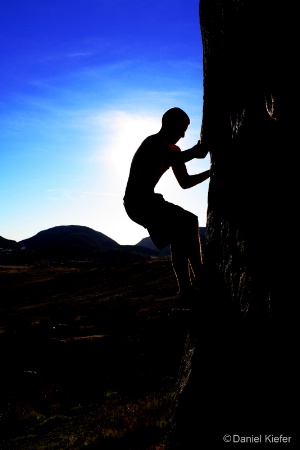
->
[0,224,206,259]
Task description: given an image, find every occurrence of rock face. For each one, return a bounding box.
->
[200,0,295,320]
[166,2,297,448]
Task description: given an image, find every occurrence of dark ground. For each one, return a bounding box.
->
[1,257,298,450]
[0,256,193,450]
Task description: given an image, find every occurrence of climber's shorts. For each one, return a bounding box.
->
[124,193,198,250]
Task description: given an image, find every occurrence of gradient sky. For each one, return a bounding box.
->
[0,0,210,245]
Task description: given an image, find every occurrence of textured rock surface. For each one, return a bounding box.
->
[166,2,297,448]
[200,0,296,320]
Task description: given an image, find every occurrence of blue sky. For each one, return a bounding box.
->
[0,0,210,245]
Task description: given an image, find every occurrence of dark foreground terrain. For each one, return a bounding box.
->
[0,256,191,450]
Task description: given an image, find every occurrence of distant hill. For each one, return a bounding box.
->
[1,225,207,262]
[136,227,207,256]
[16,225,162,260]
[0,236,20,250]
[18,225,120,257]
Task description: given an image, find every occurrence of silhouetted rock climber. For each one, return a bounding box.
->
[123,107,210,305]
